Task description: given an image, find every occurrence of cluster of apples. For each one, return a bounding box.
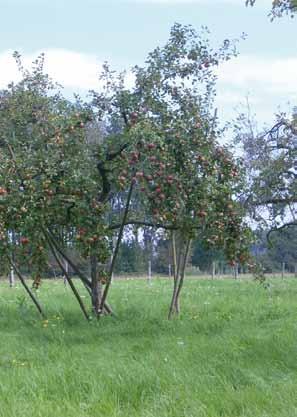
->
[0,187,7,196]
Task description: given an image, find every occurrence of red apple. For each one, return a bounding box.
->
[20,237,29,245]
[147,143,156,150]
[197,210,207,218]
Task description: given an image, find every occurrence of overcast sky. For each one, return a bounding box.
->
[1,0,296,128]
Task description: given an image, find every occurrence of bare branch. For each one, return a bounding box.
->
[109,220,178,231]
[99,178,135,314]
[267,221,297,245]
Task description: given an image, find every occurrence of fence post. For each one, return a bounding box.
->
[148,260,152,284]
[9,267,15,287]
[212,261,215,280]
[234,263,239,280]
[63,260,69,285]
[281,262,285,279]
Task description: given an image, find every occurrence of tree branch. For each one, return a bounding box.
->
[46,235,90,321]
[252,197,297,206]
[99,178,135,314]
[109,220,178,231]
[267,221,297,245]
[106,143,129,161]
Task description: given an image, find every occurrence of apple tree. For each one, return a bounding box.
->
[234,110,297,241]
[246,0,297,18]
[0,25,252,320]
[91,23,252,317]
[0,53,112,319]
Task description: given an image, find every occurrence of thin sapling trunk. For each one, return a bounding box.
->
[168,237,192,319]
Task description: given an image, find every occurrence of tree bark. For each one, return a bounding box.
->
[90,253,102,317]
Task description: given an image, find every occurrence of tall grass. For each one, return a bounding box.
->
[1,277,297,417]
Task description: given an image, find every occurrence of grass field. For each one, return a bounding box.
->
[1,276,297,417]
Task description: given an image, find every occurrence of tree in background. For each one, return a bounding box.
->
[246,0,297,18]
[252,228,297,273]
[191,241,225,273]
[244,0,296,277]
[234,109,296,236]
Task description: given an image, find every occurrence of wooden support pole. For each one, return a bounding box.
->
[148,260,152,284]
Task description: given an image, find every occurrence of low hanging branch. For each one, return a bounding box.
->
[267,221,297,246]
[99,178,135,314]
[45,234,90,321]
[7,256,46,319]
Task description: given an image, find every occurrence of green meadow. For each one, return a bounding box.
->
[1,277,297,417]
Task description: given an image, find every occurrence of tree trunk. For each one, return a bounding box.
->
[168,236,191,319]
[44,227,113,318]
[44,228,92,288]
[46,236,90,321]
[172,238,191,315]
[168,232,181,318]
[90,254,102,317]
[174,296,180,314]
